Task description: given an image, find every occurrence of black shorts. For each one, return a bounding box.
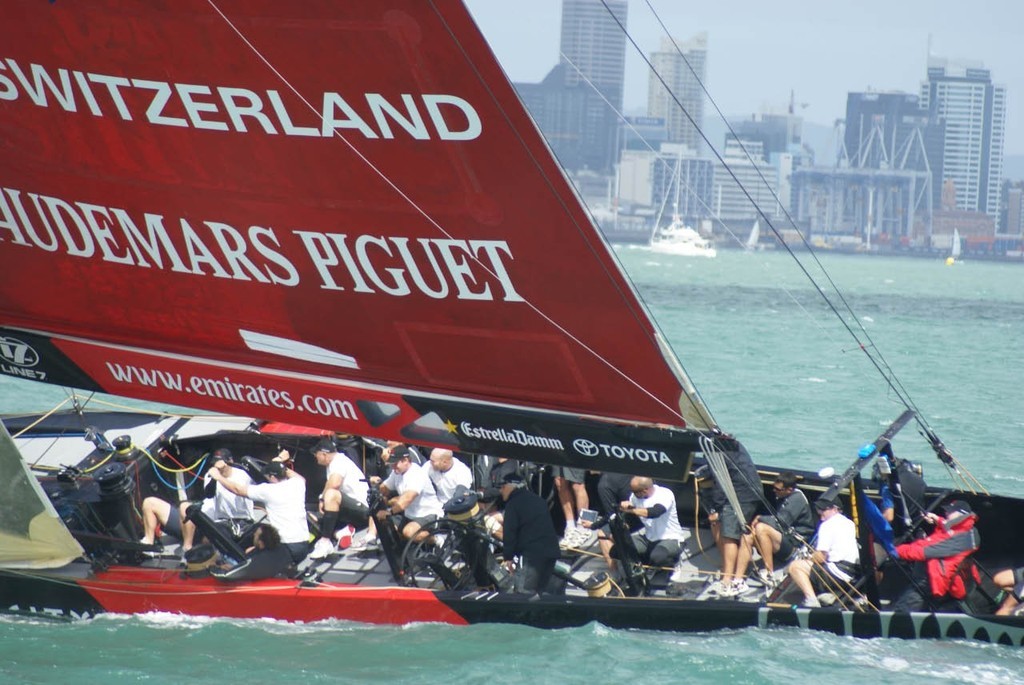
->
[719,501,758,540]
[398,513,437,530]
[163,505,183,539]
[334,494,370,530]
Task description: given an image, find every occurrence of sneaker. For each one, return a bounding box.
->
[333,525,355,550]
[309,537,336,560]
[575,529,597,548]
[354,532,382,552]
[706,579,728,595]
[757,568,778,588]
[816,592,837,607]
[669,561,688,584]
[559,528,581,549]
[718,582,740,598]
[731,579,752,595]
[802,595,822,608]
[138,538,162,557]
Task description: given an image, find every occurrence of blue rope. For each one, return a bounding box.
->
[150,455,206,491]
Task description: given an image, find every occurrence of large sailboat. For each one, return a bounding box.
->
[647,151,716,258]
[1,1,1022,645]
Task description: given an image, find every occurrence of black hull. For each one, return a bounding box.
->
[3,566,1024,647]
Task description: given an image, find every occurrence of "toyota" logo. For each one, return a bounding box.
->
[573,438,598,457]
[0,336,39,367]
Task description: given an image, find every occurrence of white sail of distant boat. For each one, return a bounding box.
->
[947,228,962,265]
[648,151,716,258]
[744,220,760,251]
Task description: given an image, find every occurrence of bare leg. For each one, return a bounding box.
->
[571,482,590,515]
[788,558,815,601]
[993,569,1020,615]
[597,533,615,571]
[141,497,171,545]
[179,502,196,551]
[754,524,782,573]
[721,538,739,584]
[735,533,754,581]
[555,477,575,534]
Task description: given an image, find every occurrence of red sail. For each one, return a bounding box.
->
[0,1,712,475]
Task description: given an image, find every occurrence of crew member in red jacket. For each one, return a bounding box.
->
[891,499,980,612]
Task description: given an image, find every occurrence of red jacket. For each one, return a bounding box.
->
[894,512,980,599]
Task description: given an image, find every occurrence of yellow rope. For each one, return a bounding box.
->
[81,450,116,474]
[11,397,72,438]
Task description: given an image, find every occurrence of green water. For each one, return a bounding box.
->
[2,250,1023,681]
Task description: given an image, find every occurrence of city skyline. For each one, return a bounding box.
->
[465,0,1024,157]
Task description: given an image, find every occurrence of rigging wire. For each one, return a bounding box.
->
[635,0,934,427]
[604,0,957,462]
[203,0,715,434]
[558,49,852,371]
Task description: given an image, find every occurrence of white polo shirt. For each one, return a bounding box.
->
[427,458,473,505]
[383,462,443,519]
[247,476,309,544]
[326,453,369,502]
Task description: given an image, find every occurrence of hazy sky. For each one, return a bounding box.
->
[465,0,1023,155]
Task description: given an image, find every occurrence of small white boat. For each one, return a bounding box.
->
[744,220,761,251]
[649,216,717,257]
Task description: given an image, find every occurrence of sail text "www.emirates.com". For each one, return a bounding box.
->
[104,362,357,420]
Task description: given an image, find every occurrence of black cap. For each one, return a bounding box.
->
[262,461,287,479]
[814,497,839,512]
[212,448,233,463]
[501,472,526,487]
[941,499,973,517]
[313,437,336,454]
[387,445,412,464]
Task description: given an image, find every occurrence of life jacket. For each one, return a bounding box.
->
[894,511,980,599]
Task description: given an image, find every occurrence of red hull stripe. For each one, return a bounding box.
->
[78,567,468,625]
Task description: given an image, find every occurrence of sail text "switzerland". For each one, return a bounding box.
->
[0,58,481,141]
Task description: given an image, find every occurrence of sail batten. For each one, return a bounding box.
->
[0,1,715,466]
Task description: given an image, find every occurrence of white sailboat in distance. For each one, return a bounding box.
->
[946,228,962,265]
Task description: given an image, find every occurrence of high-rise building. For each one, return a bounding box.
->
[515,0,627,174]
[920,57,1006,228]
[711,139,777,222]
[551,0,627,173]
[647,33,707,153]
[843,91,938,172]
[560,0,627,112]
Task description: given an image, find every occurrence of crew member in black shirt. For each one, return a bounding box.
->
[500,472,560,594]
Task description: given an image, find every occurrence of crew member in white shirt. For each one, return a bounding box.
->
[787,497,861,608]
[181,448,255,552]
[211,450,310,563]
[377,445,443,541]
[620,476,685,569]
[309,437,375,559]
[426,448,473,508]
